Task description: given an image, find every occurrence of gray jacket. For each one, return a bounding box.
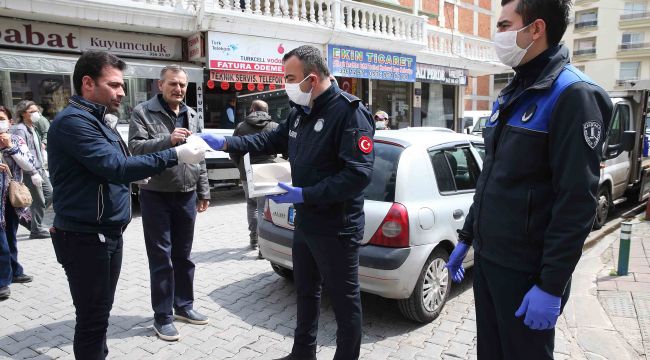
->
[128,96,210,200]
[9,123,44,171]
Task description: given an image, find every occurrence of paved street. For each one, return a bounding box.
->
[0,189,646,359]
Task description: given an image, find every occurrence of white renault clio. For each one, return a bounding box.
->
[258,129,485,323]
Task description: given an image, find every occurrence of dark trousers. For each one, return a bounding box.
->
[51,229,123,360]
[473,254,570,360]
[24,168,53,234]
[139,190,197,325]
[0,204,22,287]
[291,227,362,360]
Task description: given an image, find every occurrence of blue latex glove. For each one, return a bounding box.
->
[515,285,561,330]
[445,242,470,283]
[197,133,226,150]
[267,183,304,204]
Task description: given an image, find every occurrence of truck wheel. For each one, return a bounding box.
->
[271,263,293,280]
[593,187,611,230]
[398,248,450,323]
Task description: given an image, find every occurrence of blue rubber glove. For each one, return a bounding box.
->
[197,133,226,150]
[267,183,304,204]
[445,242,470,283]
[515,285,561,330]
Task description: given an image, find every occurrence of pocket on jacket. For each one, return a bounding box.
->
[525,188,534,236]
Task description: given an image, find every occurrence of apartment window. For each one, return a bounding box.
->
[622,32,644,44]
[620,62,640,80]
[573,37,597,56]
[624,1,647,14]
[575,9,598,28]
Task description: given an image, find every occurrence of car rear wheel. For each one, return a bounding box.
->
[398,248,450,323]
[593,186,610,230]
[271,263,293,280]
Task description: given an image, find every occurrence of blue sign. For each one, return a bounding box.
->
[327,45,416,82]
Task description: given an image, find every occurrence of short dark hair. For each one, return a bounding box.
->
[0,105,11,120]
[501,0,571,47]
[282,45,330,78]
[73,51,126,95]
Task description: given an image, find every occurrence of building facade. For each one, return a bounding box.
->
[564,0,650,91]
[0,0,505,131]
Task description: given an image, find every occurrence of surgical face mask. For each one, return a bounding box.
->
[0,120,9,133]
[30,112,41,123]
[493,23,535,68]
[285,74,314,106]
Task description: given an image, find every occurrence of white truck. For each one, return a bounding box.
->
[595,84,650,229]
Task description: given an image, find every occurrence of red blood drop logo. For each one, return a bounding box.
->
[220,82,230,90]
[235,82,243,91]
[247,83,255,91]
[207,80,215,89]
[278,44,285,54]
[358,136,373,154]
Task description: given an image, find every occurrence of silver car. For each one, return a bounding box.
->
[258,130,484,323]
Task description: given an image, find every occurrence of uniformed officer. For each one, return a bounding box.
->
[199,45,374,360]
[445,0,613,358]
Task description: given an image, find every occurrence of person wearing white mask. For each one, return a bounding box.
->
[0,105,39,300]
[199,45,375,360]
[10,100,52,239]
[444,0,613,358]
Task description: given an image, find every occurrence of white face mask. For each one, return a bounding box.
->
[30,112,41,123]
[285,74,314,106]
[0,120,9,133]
[493,23,535,68]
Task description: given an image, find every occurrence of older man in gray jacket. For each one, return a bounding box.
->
[128,65,210,342]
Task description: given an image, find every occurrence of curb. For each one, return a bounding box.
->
[583,203,647,252]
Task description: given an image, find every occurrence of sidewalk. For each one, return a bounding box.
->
[560,215,649,360]
[595,216,650,359]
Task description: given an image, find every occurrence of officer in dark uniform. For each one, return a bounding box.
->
[445,1,613,358]
[199,45,374,360]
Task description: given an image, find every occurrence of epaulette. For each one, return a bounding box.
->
[339,91,361,106]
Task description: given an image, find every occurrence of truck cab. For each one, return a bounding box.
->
[596,87,650,229]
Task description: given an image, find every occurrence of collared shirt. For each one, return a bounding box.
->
[157,94,188,128]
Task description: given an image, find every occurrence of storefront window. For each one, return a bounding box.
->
[420,83,455,129]
[7,72,72,121]
[372,80,412,129]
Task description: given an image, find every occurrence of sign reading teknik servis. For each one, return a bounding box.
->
[0,17,182,60]
[327,45,416,82]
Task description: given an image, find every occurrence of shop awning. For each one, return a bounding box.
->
[0,49,204,83]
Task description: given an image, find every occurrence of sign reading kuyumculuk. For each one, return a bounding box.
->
[0,17,182,60]
[327,45,416,82]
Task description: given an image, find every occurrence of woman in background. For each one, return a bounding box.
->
[0,105,37,300]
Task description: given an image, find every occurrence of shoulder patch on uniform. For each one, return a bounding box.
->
[340,91,361,105]
[583,121,602,150]
[358,135,373,154]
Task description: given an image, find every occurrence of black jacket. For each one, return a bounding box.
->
[49,96,178,235]
[230,111,279,180]
[461,45,613,296]
[225,84,375,236]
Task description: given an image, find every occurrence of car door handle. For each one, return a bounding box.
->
[453,209,464,220]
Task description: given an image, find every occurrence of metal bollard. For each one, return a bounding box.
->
[617,222,633,276]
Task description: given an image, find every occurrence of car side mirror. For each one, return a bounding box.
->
[621,130,636,152]
[605,131,636,159]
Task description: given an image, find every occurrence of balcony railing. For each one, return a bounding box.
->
[620,12,650,21]
[121,0,199,11]
[619,42,650,50]
[573,48,596,56]
[574,20,598,29]
[205,0,426,43]
[426,27,499,62]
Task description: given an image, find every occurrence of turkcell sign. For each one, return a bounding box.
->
[327,45,416,82]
